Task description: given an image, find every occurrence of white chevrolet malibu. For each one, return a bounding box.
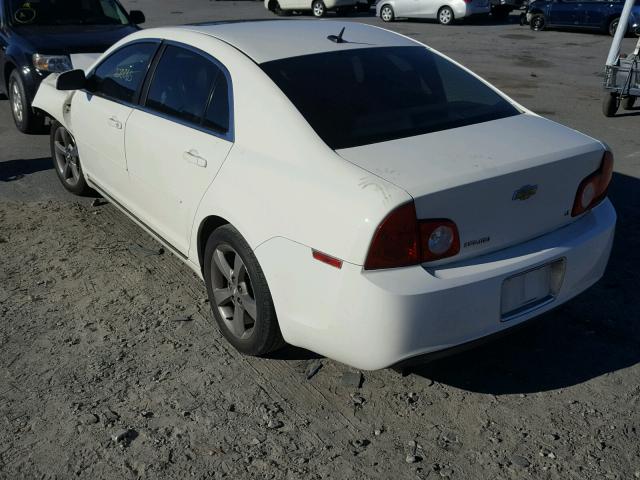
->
[33,20,616,370]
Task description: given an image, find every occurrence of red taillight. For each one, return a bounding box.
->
[571,151,614,217]
[364,202,460,270]
[463,0,472,3]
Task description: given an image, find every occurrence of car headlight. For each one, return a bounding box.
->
[32,54,73,73]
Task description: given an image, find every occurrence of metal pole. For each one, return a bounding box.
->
[606,0,636,66]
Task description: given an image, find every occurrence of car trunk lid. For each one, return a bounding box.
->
[336,113,606,264]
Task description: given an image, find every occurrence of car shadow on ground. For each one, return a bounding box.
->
[410,172,639,394]
[0,157,52,182]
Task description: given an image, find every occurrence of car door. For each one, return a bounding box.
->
[124,44,234,255]
[581,0,604,27]
[548,0,582,25]
[70,41,159,200]
[413,0,439,17]
[394,0,424,17]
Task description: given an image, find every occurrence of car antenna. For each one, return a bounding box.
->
[327,27,346,44]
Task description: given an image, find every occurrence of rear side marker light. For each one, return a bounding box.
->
[364,202,460,270]
[571,151,614,217]
[312,250,343,269]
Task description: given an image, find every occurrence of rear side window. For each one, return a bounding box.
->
[90,42,157,104]
[261,46,520,150]
[203,74,230,133]
[145,45,221,126]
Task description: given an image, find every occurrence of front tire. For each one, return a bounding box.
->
[204,225,284,356]
[8,70,46,134]
[312,0,326,17]
[530,13,545,31]
[380,4,395,22]
[602,92,619,117]
[50,121,91,195]
[608,17,619,37]
[438,6,454,25]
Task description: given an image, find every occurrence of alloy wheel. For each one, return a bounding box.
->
[10,80,23,124]
[439,8,452,24]
[211,244,258,340]
[531,14,545,31]
[381,5,393,21]
[53,126,81,187]
[313,1,325,17]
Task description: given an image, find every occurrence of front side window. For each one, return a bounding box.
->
[9,0,129,26]
[145,45,221,126]
[261,46,520,150]
[89,42,156,104]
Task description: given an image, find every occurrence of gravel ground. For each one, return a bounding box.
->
[1,2,640,479]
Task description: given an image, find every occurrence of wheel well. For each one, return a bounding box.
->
[4,62,16,93]
[197,215,230,270]
[607,14,620,25]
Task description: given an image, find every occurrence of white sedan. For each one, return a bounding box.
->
[377,0,491,24]
[33,20,616,370]
[264,0,359,17]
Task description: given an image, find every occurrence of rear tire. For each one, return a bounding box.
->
[530,13,545,31]
[273,1,291,15]
[623,95,636,110]
[8,70,46,134]
[438,6,454,25]
[312,0,326,17]
[204,225,285,356]
[50,121,91,195]
[380,4,394,21]
[602,92,619,117]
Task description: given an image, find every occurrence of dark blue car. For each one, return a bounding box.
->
[0,0,144,133]
[525,0,640,36]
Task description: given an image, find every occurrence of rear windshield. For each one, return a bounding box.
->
[9,0,129,26]
[261,46,520,150]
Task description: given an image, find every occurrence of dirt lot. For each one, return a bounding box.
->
[1,2,640,479]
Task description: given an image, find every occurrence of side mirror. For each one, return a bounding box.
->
[129,10,145,25]
[56,69,86,91]
[634,25,640,36]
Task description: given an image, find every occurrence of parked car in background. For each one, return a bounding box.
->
[525,0,640,36]
[264,0,359,17]
[33,21,615,370]
[0,0,145,133]
[377,0,491,24]
[491,0,524,19]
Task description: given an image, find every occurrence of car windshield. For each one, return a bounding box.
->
[8,0,129,26]
[261,46,520,150]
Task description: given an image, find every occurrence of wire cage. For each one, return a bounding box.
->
[604,57,640,96]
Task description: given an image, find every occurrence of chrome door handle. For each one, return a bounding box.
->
[183,149,207,168]
[108,116,122,129]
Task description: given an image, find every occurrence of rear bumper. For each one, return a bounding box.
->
[256,200,616,370]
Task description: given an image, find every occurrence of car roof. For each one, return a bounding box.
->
[180,20,419,64]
